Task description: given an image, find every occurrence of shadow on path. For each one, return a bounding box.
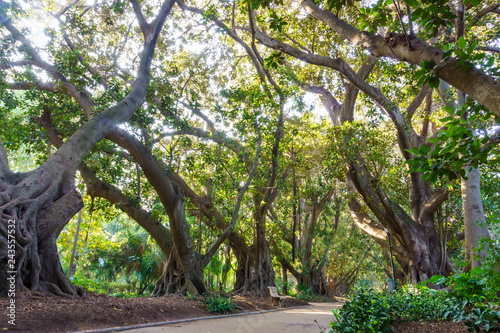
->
[127,302,342,333]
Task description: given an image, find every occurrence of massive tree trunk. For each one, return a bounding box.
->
[348,160,452,282]
[233,242,275,294]
[233,196,276,294]
[231,187,282,294]
[462,167,491,270]
[0,0,174,296]
[299,266,327,295]
[453,8,492,272]
[287,189,334,295]
[0,160,84,297]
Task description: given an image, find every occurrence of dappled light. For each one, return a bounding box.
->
[0,0,498,332]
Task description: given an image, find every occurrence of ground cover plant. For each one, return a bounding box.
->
[200,294,236,314]
[330,267,500,333]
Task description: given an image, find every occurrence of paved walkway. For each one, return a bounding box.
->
[128,302,341,333]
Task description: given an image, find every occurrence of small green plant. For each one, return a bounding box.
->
[186,291,197,300]
[330,289,392,333]
[428,267,500,332]
[72,274,107,294]
[200,294,236,314]
[294,284,316,301]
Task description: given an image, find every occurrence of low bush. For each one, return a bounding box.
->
[200,294,236,314]
[330,267,500,333]
[331,289,392,332]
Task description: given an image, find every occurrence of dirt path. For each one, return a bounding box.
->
[127,302,341,333]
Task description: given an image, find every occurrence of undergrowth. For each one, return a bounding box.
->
[330,267,500,333]
[200,294,236,314]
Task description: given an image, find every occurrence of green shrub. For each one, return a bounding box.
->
[331,289,392,332]
[72,274,107,294]
[200,294,236,314]
[329,269,500,333]
[294,284,316,301]
[429,268,500,333]
[387,285,445,322]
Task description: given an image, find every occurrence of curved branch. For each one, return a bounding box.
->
[300,0,500,117]
[38,110,174,256]
[299,84,341,125]
[130,0,150,36]
[3,81,58,92]
[419,189,449,222]
[0,60,36,69]
[470,3,500,26]
[201,125,262,267]
[405,85,430,122]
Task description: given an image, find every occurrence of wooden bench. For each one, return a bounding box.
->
[267,286,286,307]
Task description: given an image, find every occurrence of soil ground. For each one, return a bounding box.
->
[392,320,476,333]
[0,292,307,332]
[0,293,475,333]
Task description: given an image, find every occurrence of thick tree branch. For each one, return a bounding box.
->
[346,179,409,270]
[405,85,430,122]
[300,84,341,125]
[3,81,58,92]
[202,126,262,267]
[37,190,83,239]
[39,111,174,257]
[55,0,80,17]
[480,46,500,54]
[0,60,36,69]
[419,189,449,222]
[299,0,500,117]
[130,0,150,36]
[470,3,500,26]
[419,90,433,139]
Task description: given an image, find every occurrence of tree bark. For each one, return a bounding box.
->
[0,0,175,296]
[233,243,275,294]
[299,0,500,117]
[462,167,490,270]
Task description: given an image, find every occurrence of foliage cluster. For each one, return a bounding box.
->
[72,273,138,298]
[407,99,500,183]
[200,294,236,314]
[59,211,164,296]
[293,283,324,302]
[330,267,500,333]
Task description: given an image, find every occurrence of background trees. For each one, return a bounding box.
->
[1,0,498,298]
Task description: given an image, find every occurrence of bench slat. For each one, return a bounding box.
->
[267,286,286,307]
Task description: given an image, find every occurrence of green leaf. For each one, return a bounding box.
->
[419,144,430,155]
[458,36,466,50]
[429,75,440,89]
[444,106,455,114]
[405,0,419,7]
